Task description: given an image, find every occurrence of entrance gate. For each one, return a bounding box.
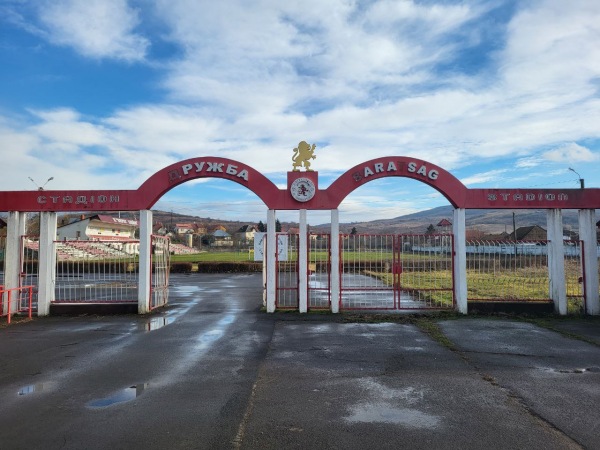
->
[275,233,454,311]
[16,236,169,309]
[339,234,454,310]
[2,154,599,316]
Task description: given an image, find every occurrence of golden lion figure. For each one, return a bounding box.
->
[292,141,316,171]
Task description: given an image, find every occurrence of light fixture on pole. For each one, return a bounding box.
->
[28,176,54,191]
[568,168,584,189]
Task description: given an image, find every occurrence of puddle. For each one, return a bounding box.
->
[195,313,236,350]
[144,316,175,331]
[18,383,46,396]
[87,383,148,408]
[345,402,440,428]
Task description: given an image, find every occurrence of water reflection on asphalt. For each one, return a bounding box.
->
[87,383,148,408]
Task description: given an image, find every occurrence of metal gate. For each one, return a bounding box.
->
[19,236,39,310]
[150,235,170,310]
[54,239,140,304]
[275,233,299,309]
[308,233,330,309]
[339,234,454,311]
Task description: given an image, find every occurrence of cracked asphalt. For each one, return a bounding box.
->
[1,273,599,449]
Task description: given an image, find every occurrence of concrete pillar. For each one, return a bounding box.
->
[453,208,467,314]
[330,209,340,313]
[3,212,26,313]
[579,209,599,315]
[37,212,57,316]
[298,209,308,313]
[266,210,276,313]
[547,209,567,315]
[138,210,152,314]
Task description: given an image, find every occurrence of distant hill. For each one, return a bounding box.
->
[310,206,587,235]
[46,207,588,236]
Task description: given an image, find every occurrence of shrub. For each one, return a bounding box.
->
[170,262,193,273]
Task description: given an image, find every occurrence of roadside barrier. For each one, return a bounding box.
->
[1,285,33,324]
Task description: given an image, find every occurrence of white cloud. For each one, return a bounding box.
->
[542,143,599,163]
[37,0,149,61]
[460,169,509,187]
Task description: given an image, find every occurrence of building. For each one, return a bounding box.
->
[211,229,233,247]
[236,225,257,245]
[514,225,547,241]
[174,222,207,235]
[57,215,138,241]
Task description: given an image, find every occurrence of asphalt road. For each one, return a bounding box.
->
[1,273,599,449]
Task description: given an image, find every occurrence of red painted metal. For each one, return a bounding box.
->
[1,156,599,212]
[0,286,33,323]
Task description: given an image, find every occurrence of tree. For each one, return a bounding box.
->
[350,227,358,235]
[425,224,436,235]
[257,221,266,232]
[275,219,282,232]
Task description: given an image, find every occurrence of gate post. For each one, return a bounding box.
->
[138,210,152,314]
[298,209,308,313]
[330,209,340,313]
[579,209,599,315]
[453,208,467,314]
[266,209,276,313]
[547,209,567,315]
[3,212,26,313]
[37,212,57,316]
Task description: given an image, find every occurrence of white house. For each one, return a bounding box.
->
[57,215,138,241]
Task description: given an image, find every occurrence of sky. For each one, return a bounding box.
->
[1,0,599,225]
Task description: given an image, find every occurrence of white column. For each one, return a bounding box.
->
[266,210,276,313]
[4,212,26,313]
[37,212,57,316]
[138,210,152,314]
[298,209,308,313]
[330,209,340,313]
[453,208,467,314]
[579,209,599,315]
[547,209,567,315]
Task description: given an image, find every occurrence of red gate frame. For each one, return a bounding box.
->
[1,156,599,212]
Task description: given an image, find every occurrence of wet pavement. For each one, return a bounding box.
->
[0,273,599,449]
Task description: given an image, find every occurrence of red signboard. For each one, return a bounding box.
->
[0,156,599,212]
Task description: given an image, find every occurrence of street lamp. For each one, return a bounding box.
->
[28,176,54,191]
[568,168,584,189]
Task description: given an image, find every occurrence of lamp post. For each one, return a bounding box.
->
[568,168,584,189]
[27,177,54,234]
[28,176,54,191]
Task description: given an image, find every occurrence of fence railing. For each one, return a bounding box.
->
[150,235,170,310]
[465,240,550,302]
[1,286,33,324]
[275,233,299,309]
[0,235,6,287]
[54,239,140,303]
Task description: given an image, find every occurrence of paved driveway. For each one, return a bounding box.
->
[1,273,599,449]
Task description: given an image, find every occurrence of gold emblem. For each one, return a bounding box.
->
[292,141,316,171]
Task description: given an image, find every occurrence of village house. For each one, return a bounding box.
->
[57,215,138,241]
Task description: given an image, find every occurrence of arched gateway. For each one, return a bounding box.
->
[1,155,599,317]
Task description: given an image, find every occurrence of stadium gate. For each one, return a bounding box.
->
[1,153,599,317]
[275,232,454,311]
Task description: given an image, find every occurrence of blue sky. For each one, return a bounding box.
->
[1,0,599,224]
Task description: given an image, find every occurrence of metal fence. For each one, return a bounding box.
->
[564,240,584,313]
[0,235,5,287]
[150,235,170,310]
[275,233,299,309]
[339,234,454,310]
[308,234,330,309]
[54,240,139,303]
[465,240,550,302]
[20,236,39,309]
[1,286,33,323]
